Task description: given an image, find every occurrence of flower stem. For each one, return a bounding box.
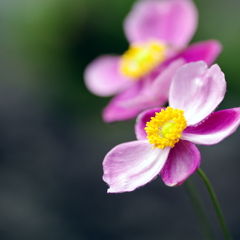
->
[197,168,232,240]
[185,177,215,240]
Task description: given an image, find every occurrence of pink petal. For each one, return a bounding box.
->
[103,140,170,193]
[103,59,184,123]
[124,0,198,47]
[151,59,186,100]
[84,55,132,96]
[169,61,226,125]
[121,75,167,110]
[175,40,222,66]
[135,108,163,140]
[103,76,167,122]
[102,82,143,123]
[182,108,240,145]
[161,140,200,186]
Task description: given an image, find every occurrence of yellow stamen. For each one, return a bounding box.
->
[145,107,187,149]
[119,40,166,79]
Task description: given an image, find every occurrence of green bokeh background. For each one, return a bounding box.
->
[0,0,240,239]
[2,0,240,114]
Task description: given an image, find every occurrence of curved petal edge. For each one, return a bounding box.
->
[161,140,200,186]
[124,0,198,46]
[84,55,131,97]
[103,140,170,193]
[169,61,226,125]
[182,108,240,145]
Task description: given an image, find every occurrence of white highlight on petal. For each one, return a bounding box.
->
[194,77,204,87]
[103,140,170,193]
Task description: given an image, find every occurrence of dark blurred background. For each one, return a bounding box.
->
[0,0,240,239]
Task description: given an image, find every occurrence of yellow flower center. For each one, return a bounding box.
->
[119,40,167,79]
[145,107,187,149]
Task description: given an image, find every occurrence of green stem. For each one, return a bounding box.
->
[197,168,232,240]
[185,177,215,240]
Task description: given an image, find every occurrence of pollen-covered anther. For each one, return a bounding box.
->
[145,107,187,149]
[119,40,166,79]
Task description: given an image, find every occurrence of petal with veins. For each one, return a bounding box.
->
[182,108,240,145]
[169,61,226,125]
[161,140,200,186]
[103,140,170,193]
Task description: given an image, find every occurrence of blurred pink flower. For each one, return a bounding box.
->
[102,61,240,193]
[84,0,221,122]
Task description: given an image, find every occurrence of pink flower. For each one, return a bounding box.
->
[84,0,222,122]
[102,61,240,193]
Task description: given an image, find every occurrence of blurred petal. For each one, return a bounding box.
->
[120,71,171,112]
[103,76,167,123]
[161,140,200,186]
[102,59,185,123]
[176,40,222,66]
[152,58,185,100]
[169,61,226,125]
[135,108,163,140]
[84,55,131,96]
[124,0,198,47]
[103,140,170,193]
[102,82,143,122]
[182,108,240,145]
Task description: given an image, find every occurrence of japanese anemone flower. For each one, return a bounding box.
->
[102,61,240,193]
[84,0,222,122]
